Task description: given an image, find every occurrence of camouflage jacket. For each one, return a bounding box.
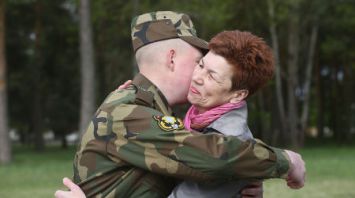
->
[73,73,290,198]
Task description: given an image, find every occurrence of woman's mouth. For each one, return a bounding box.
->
[190,86,200,94]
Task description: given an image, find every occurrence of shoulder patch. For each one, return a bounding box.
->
[153,115,184,131]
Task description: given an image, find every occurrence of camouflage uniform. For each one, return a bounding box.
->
[73,74,289,198]
[73,11,290,198]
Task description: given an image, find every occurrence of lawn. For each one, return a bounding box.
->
[0,145,355,198]
[264,146,355,198]
[0,146,76,198]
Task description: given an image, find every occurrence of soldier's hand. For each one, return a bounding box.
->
[117,80,132,90]
[241,181,263,198]
[54,177,86,198]
[285,150,306,189]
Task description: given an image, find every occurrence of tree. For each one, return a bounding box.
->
[6,0,80,148]
[79,0,95,136]
[32,0,44,151]
[266,0,323,148]
[267,0,287,143]
[91,0,133,97]
[0,0,11,164]
[317,1,355,142]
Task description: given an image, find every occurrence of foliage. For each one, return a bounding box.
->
[7,0,79,143]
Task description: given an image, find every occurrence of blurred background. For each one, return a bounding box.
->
[0,0,354,197]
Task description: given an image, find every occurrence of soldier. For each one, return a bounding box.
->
[55,11,305,198]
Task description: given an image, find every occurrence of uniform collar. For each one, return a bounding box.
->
[132,73,172,115]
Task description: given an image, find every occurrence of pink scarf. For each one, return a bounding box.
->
[184,101,246,131]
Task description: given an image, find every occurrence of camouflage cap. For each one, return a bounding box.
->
[131,11,208,52]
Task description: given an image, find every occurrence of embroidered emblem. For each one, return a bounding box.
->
[153,115,184,131]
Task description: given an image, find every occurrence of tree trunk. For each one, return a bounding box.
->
[79,0,95,136]
[0,0,11,164]
[61,133,68,149]
[33,0,44,151]
[255,93,265,140]
[267,0,288,142]
[349,67,355,141]
[316,61,324,138]
[287,1,300,148]
[333,64,341,142]
[342,65,351,141]
[300,24,318,145]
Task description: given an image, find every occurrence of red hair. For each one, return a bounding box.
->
[209,30,274,96]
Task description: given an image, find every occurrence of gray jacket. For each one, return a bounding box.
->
[168,105,253,198]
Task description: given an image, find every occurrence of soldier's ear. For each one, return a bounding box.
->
[166,49,176,72]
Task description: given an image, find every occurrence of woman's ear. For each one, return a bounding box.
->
[166,49,176,71]
[229,89,249,103]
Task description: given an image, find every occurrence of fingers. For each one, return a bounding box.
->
[54,190,69,198]
[124,80,132,86]
[245,181,263,187]
[241,181,263,198]
[241,188,263,196]
[287,180,304,189]
[55,177,86,198]
[63,177,80,191]
[117,80,132,90]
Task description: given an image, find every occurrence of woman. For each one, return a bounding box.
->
[168,30,274,198]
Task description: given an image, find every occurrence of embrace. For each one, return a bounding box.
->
[55,11,305,198]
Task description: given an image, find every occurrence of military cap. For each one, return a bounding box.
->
[131,11,208,52]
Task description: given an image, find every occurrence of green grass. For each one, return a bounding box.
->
[0,146,76,198]
[1,145,355,198]
[264,146,355,198]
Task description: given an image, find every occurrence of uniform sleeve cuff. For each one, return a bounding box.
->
[273,147,290,179]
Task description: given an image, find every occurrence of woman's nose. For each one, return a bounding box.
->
[192,71,203,85]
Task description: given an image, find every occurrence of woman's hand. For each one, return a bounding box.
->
[54,178,86,198]
[116,80,132,90]
[241,181,263,198]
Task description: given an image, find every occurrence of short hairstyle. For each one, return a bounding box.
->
[135,38,192,66]
[209,30,275,97]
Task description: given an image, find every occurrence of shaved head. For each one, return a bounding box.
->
[135,38,193,67]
